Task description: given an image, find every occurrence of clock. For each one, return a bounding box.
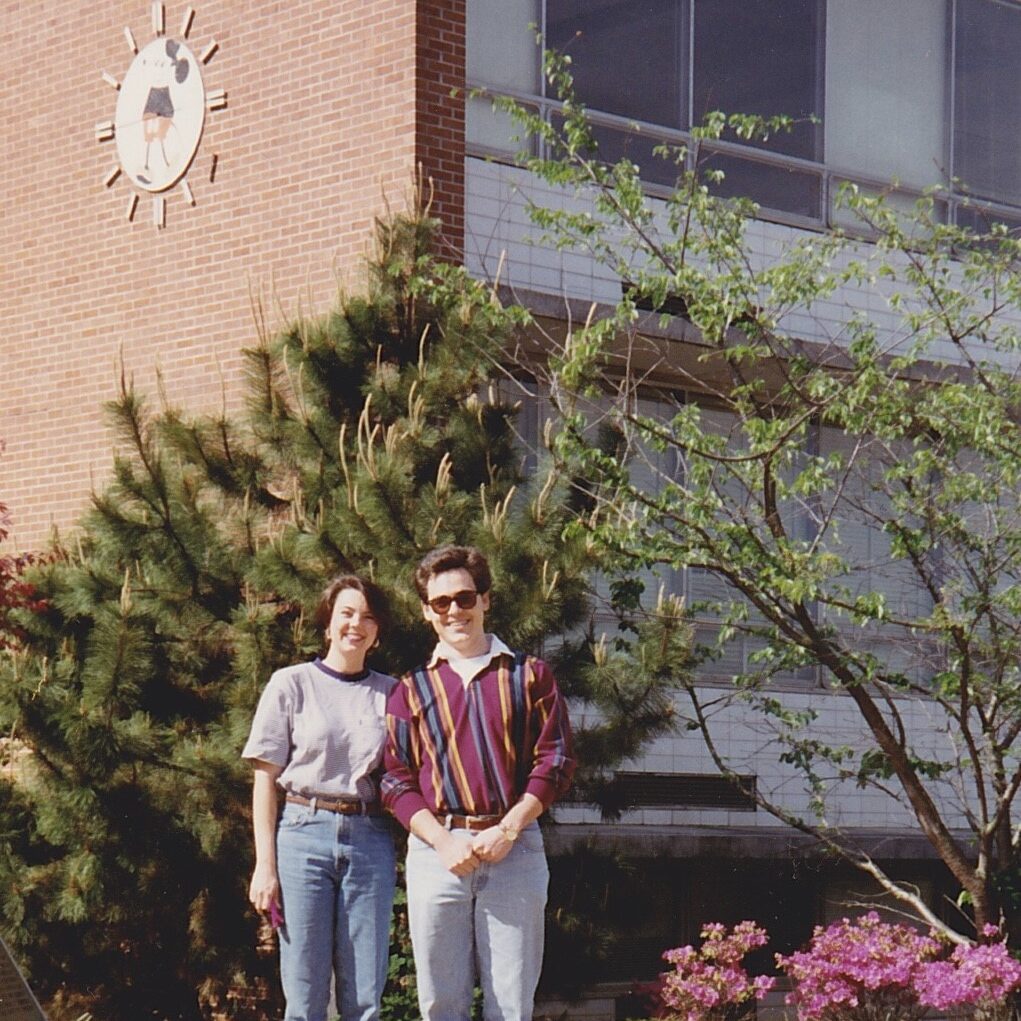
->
[116,36,205,193]
[96,4,226,227]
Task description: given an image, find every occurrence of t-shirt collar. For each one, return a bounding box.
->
[314,657,370,683]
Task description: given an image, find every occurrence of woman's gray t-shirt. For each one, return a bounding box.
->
[242,660,397,802]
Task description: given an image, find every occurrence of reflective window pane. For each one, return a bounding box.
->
[547,0,685,127]
[954,0,1021,206]
[825,0,946,187]
[467,96,536,157]
[590,124,685,188]
[955,203,1021,236]
[693,0,822,161]
[701,149,822,219]
[830,181,947,236]
[466,0,541,92]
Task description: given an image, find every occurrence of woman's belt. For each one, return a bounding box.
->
[285,793,381,816]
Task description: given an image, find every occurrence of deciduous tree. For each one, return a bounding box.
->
[500,53,1021,945]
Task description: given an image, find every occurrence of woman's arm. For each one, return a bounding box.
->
[248,760,284,912]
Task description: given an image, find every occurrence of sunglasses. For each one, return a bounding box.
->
[426,589,479,614]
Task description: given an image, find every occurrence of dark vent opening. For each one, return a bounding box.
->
[572,771,757,812]
[623,282,689,318]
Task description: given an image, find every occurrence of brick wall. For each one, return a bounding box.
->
[0,0,466,550]
[416,0,466,256]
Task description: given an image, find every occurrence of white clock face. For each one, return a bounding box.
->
[114,37,206,193]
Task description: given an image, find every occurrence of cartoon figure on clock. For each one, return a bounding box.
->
[115,37,206,192]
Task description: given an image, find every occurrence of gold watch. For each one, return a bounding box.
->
[498,821,520,842]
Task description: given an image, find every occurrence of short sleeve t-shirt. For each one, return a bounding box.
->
[242,660,397,802]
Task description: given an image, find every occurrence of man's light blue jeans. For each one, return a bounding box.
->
[276,802,396,1021]
[406,824,549,1021]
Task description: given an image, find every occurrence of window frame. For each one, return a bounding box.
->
[465,0,1021,234]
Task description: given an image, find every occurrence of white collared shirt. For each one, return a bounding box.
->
[428,634,514,687]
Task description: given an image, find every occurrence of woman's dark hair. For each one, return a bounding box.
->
[314,574,392,642]
[413,545,492,602]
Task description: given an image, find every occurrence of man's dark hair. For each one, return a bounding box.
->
[314,574,393,641]
[414,545,492,602]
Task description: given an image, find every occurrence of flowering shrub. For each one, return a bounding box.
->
[915,927,1021,1021]
[652,921,775,1021]
[777,913,1021,1021]
[776,912,941,1021]
[647,914,1021,1021]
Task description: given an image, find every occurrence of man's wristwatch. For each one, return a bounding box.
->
[498,821,520,842]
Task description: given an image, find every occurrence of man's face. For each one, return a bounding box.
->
[422,567,490,656]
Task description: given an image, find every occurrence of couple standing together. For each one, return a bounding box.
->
[243,545,577,1021]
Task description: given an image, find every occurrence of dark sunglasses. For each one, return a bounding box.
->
[426,589,479,614]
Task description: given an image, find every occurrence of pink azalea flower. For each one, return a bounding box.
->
[652,922,775,1021]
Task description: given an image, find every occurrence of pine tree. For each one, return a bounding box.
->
[0,209,691,1020]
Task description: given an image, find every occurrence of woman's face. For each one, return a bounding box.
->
[326,587,380,666]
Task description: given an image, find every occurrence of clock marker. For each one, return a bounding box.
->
[102,72,121,90]
[104,165,122,187]
[124,27,138,53]
[181,8,195,38]
[151,2,165,36]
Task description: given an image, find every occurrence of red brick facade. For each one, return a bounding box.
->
[416,0,466,256]
[0,1,465,549]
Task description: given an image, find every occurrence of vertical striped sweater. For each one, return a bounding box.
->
[381,647,575,828]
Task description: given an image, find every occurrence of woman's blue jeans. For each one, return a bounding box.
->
[276,801,396,1021]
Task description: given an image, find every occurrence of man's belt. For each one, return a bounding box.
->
[436,813,502,832]
[286,793,381,816]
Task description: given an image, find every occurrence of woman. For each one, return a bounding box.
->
[243,576,397,1021]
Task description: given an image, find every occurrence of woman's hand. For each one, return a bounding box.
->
[249,861,281,913]
[249,762,283,913]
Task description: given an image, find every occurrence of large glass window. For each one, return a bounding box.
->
[466,0,540,154]
[693,0,821,162]
[547,0,686,187]
[954,0,1021,206]
[547,0,685,128]
[693,0,823,216]
[825,0,946,186]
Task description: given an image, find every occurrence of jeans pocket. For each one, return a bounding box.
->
[279,804,315,828]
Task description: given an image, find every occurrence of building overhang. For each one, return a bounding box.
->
[546,822,963,862]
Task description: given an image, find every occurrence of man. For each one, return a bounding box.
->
[381,545,575,1021]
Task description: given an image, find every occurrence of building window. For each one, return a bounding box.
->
[954,0,1021,207]
[465,0,540,156]
[824,0,946,189]
[694,0,823,217]
[466,0,1021,228]
[547,0,686,128]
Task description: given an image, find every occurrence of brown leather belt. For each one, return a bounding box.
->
[437,813,502,832]
[286,793,380,816]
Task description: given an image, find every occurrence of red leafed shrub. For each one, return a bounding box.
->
[0,443,46,649]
